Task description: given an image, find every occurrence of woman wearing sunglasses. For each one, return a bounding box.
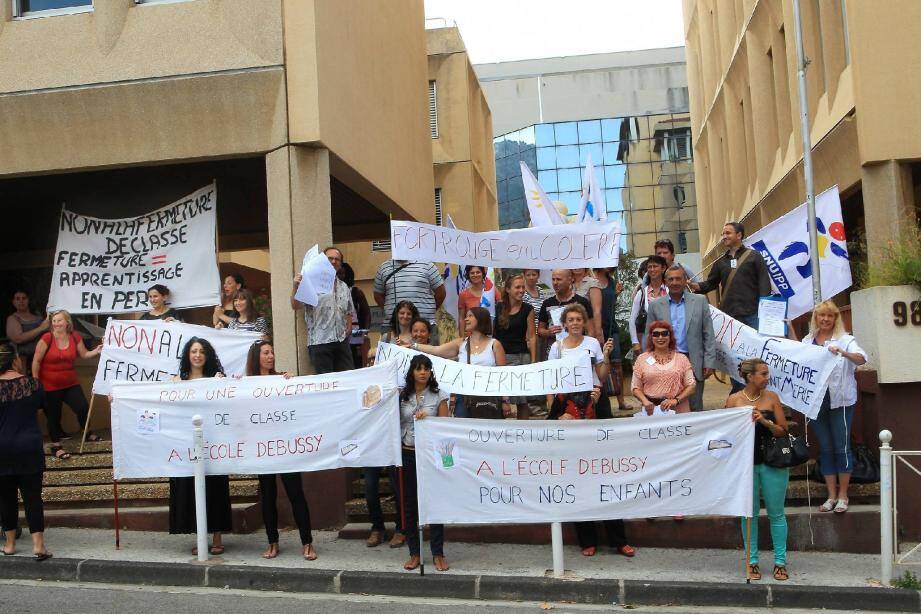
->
[630,320,695,415]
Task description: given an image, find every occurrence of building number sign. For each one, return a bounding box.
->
[892,301,921,327]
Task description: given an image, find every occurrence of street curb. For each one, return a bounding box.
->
[0,556,918,611]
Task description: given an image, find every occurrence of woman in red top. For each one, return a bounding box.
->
[457,266,488,330]
[31,310,101,459]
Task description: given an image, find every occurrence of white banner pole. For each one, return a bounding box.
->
[192,415,208,562]
[551,522,564,578]
[879,429,893,585]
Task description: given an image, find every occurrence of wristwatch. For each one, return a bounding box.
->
[411,342,418,350]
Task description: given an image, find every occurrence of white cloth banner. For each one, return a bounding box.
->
[745,185,851,319]
[709,305,838,419]
[47,184,221,314]
[110,362,402,479]
[390,220,621,269]
[415,408,754,525]
[92,318,262,395]
[375,342,593,396]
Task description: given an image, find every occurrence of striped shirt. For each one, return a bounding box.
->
[227,316,269,336]
[522,287,551,327]
[373,260,445,324]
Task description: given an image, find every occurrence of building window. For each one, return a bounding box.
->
[428,80,438,139]
[372,239,391,252]
[677,232,688,254]
[14,0,92,17]
[434,188,443,226]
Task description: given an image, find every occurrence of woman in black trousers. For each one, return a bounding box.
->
[246,340,316,560]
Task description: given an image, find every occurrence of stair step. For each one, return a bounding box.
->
[35,502,262,533]
[350,477,394,498]
[41,478,260,505]
[52,438,112,454]
[44,452,115,470]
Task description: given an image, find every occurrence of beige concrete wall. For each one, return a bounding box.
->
[308,0,434,223]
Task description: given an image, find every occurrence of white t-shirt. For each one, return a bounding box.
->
[549,336,604,385]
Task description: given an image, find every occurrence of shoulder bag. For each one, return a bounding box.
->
[762,431,810,468]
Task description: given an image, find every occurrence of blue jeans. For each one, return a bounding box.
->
[742,463,789,566]
[364,466,402,533]
[731,314,759,393]
[809,395,856,475]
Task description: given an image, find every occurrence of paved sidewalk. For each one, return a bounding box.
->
[6,527,887,586]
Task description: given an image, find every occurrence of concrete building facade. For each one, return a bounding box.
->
[477,48,700,266]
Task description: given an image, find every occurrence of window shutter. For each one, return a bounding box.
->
[434,188,443,226]
[428,80,438,139]
[372,240,391,252]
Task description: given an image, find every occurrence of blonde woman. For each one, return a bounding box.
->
[493,274,536,419]
[799,301,867,514]
[31,310,102,457]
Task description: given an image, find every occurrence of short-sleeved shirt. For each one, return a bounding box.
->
[523,287,551,327]
[227,316,269,336]
[0,377,45,475]
[400,388,449,447]
[538,294,594,328]
[630,351,695,412]
[573,276,600,299]
[374,260,444,324]
[305,278,353,346]
[549,336,604,385]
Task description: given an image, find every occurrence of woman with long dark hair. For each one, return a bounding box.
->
[383,301,420,345]
[6,290,48,370]
[219,289,269,338]
[0,342,51,560]
[213,273,245,327]
[398,354,450,571]
[245,340,316,560]
[169,337,233,555]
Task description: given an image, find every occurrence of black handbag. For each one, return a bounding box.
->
[762,432,810,469]
[813,441,880,483]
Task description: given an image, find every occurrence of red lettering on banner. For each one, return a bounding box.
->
[476,460,494,476]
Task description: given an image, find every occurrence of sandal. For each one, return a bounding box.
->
[34,551,53,562]
[303,544,317,561]
[86,433,102,443]
[773,565,788,581]
[433,555,449,572]
[617,544,636,558]
[209,545,225,555]
[747,564,761,581]
[818,498,837,512]
[2,547,14,555]
[50,445,71,460]
[581,546,596,557]
[834,499,849,513]
[261,544,279,559]
[403,555,421,570]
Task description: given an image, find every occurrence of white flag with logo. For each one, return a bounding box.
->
[578,153,607,222]
[745,185,851,319]
[520,161,565,226]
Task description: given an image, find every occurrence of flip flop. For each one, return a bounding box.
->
[261,544,279,559]
[581,546,596,557]
[34,551,53,562]
[403,556,421,570]
[2,548,14,556]
[303,544,317,561]
[433,555,449,572]
[617,544,636,557]
[50,446,71,460]
[209,545,225,555]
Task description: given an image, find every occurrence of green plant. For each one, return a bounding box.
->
[860,229,921,293]
[891,570,921,590]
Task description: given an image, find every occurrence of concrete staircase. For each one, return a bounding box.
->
[36,433,261,533]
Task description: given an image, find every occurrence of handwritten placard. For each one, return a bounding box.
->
[414,408,755,524]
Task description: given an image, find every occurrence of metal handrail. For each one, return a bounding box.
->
[880,431,921,584]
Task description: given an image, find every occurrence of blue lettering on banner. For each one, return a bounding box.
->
[751,240,794,298]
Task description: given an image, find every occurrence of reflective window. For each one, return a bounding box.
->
[518,125,536,147]
[601,118,625,142]
[558,191,581,215]
[538,170,558,192]
[507,177,525,202]
[554,122,578,146]
[602,142,622,165]
[604,165,627,189]
[18,0,91,13]
[535,123,555,146]
[536,147,556,170]
[577,120,602,144]
[605,189,626,213]
[579,143,604,167]
[557,168,582,192]
[555,145,580,169]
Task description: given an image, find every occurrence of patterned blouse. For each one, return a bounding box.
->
[630,351,695,412]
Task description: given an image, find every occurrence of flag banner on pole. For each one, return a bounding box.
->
[47,184,221,314]
[521,161,566,226]
[110,362,402,479]
[578,153,607,222]
[376,342,593,396]
[414,408,754,525]
[390,220,621,269]
[709,305,838,419]
[745,185,851,319]
[92,318,262,395]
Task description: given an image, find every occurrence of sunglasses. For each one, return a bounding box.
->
[650,330,671,338]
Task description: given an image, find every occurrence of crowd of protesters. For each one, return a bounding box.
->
[0,223,869,580]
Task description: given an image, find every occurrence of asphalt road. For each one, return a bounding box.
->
[0,580,876,614]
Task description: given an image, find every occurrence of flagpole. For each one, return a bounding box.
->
[792,0,822,307]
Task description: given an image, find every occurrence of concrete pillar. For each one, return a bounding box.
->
[862,160,916,269]
[266,145,333,375]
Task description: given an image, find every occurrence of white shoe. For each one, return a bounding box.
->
[818,498,837,512]
[834,499,849,513]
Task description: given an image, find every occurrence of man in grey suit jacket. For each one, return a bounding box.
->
[646,264,716,411]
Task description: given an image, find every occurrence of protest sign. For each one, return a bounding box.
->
[414,408,754,525]
[93,319,262,395]
[376,342,593,397]
[294,245,337,307]
[709,305,838,419]
[746,185,851,319]
[390,220,621,269]
[110,362,402,479]
[47,184,221,314]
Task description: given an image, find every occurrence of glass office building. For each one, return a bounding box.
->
[494,114,699,258]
